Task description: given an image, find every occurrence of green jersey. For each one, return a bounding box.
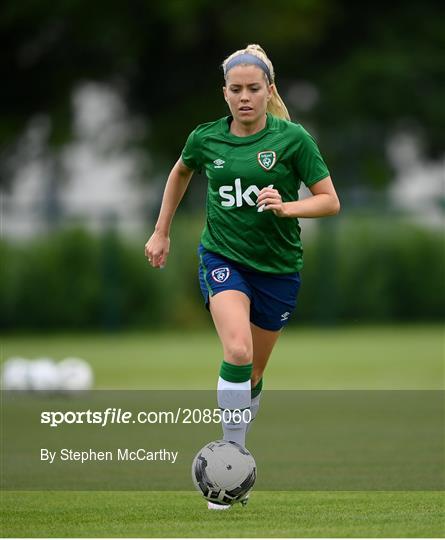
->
[181,113,329,273]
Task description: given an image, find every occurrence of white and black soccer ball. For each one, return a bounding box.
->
[192,440,256,505]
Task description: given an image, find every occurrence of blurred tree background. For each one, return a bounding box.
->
[0,0,443,330]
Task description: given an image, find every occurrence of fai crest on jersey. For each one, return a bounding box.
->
[258,151,276,171]
[211,267,230,283]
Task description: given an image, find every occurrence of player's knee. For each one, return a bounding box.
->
[225,340,252,365]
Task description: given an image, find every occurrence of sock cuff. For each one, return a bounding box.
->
[251,377,263,398]
[219,361,253,383]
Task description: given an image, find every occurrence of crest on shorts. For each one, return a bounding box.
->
[258,151,276,171]
[211,267,230,283]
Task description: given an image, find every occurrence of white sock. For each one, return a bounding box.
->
[217,376,251,447]
[247,392,262,433]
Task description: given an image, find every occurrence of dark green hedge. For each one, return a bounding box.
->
[299,217,444,323]
[1,216,443,330]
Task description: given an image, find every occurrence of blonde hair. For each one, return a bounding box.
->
[222,44,290,121]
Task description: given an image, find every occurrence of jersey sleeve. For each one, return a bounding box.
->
[181,129,202,171]
[294,126,330,187]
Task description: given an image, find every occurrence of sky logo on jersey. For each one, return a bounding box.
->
[213,158,225,168]
[258,151,276,171]
[211,267,230,283]
[219,178,274,210]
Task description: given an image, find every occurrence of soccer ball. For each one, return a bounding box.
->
[1,357,30,390]
[28,358,60,391]
[58,357,94,391]
[192,440,256,505]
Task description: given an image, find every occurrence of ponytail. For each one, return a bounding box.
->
[223,43,291,121]
[268,84,290,121]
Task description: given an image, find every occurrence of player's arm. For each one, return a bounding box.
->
[145,159,194,268]
[257,176,340,218]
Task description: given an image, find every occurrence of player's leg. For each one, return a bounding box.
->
[247,270,301,432]
[248,323,281,430]
[210,290,252,366]
[197,247,254,509]
[251,323,281,386]
[209,290,253,447]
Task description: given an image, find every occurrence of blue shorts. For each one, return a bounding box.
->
[198,245,301,331]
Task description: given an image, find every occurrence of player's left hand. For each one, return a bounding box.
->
[257,187,287,217]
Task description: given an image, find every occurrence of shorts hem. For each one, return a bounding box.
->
[204,287,252,311]
[250,318,286,332]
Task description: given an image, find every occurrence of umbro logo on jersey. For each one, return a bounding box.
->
[211,267,230,283]
[213,159,225,168]
[258,151,276,171]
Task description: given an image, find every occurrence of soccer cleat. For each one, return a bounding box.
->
[239,492,250,507]
[207,501,231,510]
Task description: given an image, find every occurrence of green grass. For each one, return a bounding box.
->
[1,325,444,537]
[1,491,444,537]
[1,325,444,389]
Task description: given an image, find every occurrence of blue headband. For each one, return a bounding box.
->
[224,53,272,83]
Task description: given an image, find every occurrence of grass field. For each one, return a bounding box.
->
[1,325,444,537]
[2,491,444,537]
[2,325,444,389]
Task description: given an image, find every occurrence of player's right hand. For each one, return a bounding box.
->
[144,231,170,269]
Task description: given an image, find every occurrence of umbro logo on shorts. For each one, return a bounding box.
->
[211,267,230,283]
[280,311,290,321]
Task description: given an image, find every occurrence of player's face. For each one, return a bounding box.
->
[223,65,272,126]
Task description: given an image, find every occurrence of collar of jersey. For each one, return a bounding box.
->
[221,112,273,143]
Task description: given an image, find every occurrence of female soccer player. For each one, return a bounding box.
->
[145,44,340,504]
